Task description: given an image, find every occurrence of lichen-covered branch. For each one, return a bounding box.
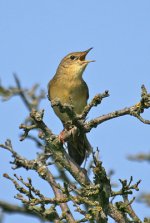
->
[50,85,150,135]
[29,109,91,186]
[1,142,75,222]
[1,77,149,222]
[0,200,44,220]
[111,177,141,197]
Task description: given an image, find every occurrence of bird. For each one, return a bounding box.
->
[48,48,95,166]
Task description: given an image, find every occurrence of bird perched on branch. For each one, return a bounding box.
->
[48,48,95,166]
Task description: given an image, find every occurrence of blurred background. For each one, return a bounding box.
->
[0,1,150,222]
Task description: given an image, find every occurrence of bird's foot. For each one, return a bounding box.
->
[58,130,66,144]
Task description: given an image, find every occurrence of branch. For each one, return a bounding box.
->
[0,200,43,220]
[51,99,85,131]
[14,74,45,111]
[19,124,37,141]
[0,74,45,110]
[84,103,150,132]
[111,177,141,197]
[43,169,75,222]
[123,195,142,223]
[0,139,37,170]
[13,74,33,111]
[137,193,150,207]
[108,203,127,223]
[80,90,109,119]
[1,77,149,222]
[127,153,150,163]
[50,85,150,134]
[30,109,91,186]
[1,148,75,221]
[91,149,111,222]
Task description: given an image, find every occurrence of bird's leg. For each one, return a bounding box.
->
[58,121,76,144]
[58,130,66,144]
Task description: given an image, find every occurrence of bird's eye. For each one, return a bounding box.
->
[70,55,77,60]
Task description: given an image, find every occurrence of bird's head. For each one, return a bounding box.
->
[56,48,95,78]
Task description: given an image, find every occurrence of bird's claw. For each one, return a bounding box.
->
[58,130,66,144]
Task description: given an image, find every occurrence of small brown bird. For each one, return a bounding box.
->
[48,48,95,165]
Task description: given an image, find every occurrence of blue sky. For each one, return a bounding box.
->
[0,1,150,222]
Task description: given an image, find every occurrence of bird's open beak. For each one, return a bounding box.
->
[79,47,95,63]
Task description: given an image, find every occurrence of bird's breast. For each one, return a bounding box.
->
[49,76,88,122]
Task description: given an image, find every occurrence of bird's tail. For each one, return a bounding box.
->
[67,134,92,166]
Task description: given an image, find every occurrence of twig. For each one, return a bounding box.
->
[1,147,75,221]
[137,193,150,206]
[84,104,150,132]
[111,177,141,197]
[127,153,150,162]
[30,109,91,186]
[43,168,75,222]
[51,99,85,131]
[0,200,43,220]
[0,139,39,170]
[26,134,44,149]
[14,74,33,111]
[123,195,142,223]
[19,124,37,141]
[81,91,109,119]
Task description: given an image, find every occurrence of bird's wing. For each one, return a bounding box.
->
[47,80,51,100]
[82,80,89,100]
